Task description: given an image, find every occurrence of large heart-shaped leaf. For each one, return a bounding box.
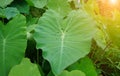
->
[8,58,41,76]
[47,0,71,17]
[0,0,13,8]
[0,15,27,76]
[34,9,96,75]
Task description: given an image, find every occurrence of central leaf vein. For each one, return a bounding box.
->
[59,31,65,69]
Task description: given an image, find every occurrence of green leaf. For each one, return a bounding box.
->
[0,7,20,19]
[10,1,30,14]
[0,8,5,18]
[47,0,71,17]
[8,58,41,76]
[25,0,47,8]
[47,71,55,76]
[34,9,96,75]
[26,16,38,40]
[5,7,20,19]
[57,70,85,76]
[0,0,13,8]
[94,28,107,49]
[0,15,27,76]
[78,57,98,76]
[67,57,98,76]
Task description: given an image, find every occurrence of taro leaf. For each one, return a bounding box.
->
[78,57,97,76]
[47,0,71,17]
[0,7,20,19]
[0,15,27,76]
[67,57,98,76]
[0,0,13,8]
[57,70,85,76]
[34,9,96,75]
[47,70,85,76]
[25,0,47,8]
[10,0,30,14]
[8,58,41,76]
[5,7,20,19]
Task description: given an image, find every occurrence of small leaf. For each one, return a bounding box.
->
[94,28,107,49]
[5,7,20,19]
[0,15,27,76]
[67,57,98,76]
[10,1,30,14]
[78,57,97,76]
[8,58,41,76]
[0,0,13,8]
[34,9,96,75]
[47,0,71,17]
[25,0,47,8]
[57,70,85,76]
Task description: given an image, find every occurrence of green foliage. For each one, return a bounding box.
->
[0,7,20,19]
[0,0,13,8]
[57,70,86,76]
[34,9,96,75]
[8,58,41,76]
[10,0,30,14]
[4,7,20,19]
[0,15,27,76]
[25,0,47,8]
[0,0,120,76]
[94,28,107,49]
[47,0,72,17]
[0,8,5,18]
[67,57,98,76]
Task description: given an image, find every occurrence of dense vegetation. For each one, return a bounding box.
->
[0,0,120,76]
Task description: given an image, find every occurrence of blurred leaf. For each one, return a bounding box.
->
[0,0,13,8]
[0,8,5,18]
[67,57,98,76]
[26,16,38,40]
[47,71,55,76]
[5,7,20,19]
[47,0,71,17]
[78,57,98,76]
[10,0,30,14]
[57,70,85,76]
[25,0,47,8]
[30,7,43,17]
[0,15,27,76]
[94,28,107,49]
[26,16,38,26]
[8,58,41,76]
[73,0,81,8]
[34,9,96,75]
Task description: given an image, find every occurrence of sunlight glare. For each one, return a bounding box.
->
[109,0,118,5]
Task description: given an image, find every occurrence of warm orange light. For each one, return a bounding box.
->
[97,0,120,17]
[109,0,118,5]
